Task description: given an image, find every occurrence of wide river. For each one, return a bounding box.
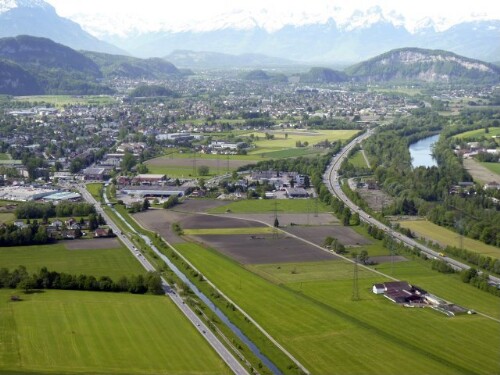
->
[409,134,439,168]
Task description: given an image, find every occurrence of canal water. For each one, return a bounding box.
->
[106,193,283,374]
[144,234,283,375]
[409,134,439,168]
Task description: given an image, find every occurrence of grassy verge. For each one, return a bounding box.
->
[0,289,229,375]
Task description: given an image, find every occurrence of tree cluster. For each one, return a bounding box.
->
[0,222,49,246]
[0,266,164,295]
[15,201,96,220]
[323,236,346,254]
[163,195,179,209]
[443,245,500,275]
[460,268,500,297]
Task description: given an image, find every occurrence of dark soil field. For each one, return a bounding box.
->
[190,233,338,264]
[63,238,121,250]
[226,213,339,226]
[182,214,266,229]
[174,199,228,213]
[134,210,340,264]
[134,209,187,244]
[283,225,372,247]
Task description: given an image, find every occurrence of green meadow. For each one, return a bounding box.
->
[0,289,229,375]
[480,162,500,175]
[14,95,117,107]
[0,242,144,279]
[145,165,216,178]
[0,212,14,224]
[249,130,359,149]
[399,220,500,259]
[348,150,369,168]
[86,183,103,201]
[173,241,500,375]
[454,127,500,139]
[0,153,10,160]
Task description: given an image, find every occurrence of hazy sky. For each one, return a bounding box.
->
[45,0,500,36]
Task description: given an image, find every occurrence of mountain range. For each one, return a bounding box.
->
[1,0,499,65]
[0,0,124,55]
[0,34,497,96]
[0,35,187,95]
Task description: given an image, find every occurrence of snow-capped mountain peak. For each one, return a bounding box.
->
[338,6,406,31]
[0,0,53,14]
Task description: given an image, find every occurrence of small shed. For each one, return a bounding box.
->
[372,284,385,294]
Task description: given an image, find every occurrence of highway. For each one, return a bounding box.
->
[76,185,249,375]
[323,130,500,285]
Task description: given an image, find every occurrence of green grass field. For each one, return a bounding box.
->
[399,220,500,259]
[146,165,218,178]
[454,127,500,139]
[0,212,14,224]
[249,130,358,150]
[0,242,144,279]
[348,151,369,168]
[0,159,21,165]
[480,162,500,175]
[249,147,325,159]
[0,153,10,160]
[172,241,500,375]
[208,198,330,214]
[160,150,259,161]
[0,289,229,375]
[183,227,274,235]
[14,95,117,107]
[86,183,103,201]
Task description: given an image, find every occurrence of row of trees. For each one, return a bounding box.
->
[15,201,96,219]
[0,266,164,295]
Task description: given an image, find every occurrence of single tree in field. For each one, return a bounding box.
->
[198,165,210,176]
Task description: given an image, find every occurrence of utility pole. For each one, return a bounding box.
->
[273,200,279,239]
[352,256,360,301]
